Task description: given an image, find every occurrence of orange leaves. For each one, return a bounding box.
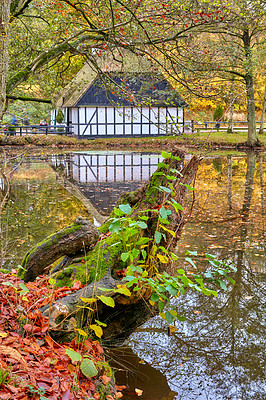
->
[0,271,111,400]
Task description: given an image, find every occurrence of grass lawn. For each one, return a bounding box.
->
[0,130,265,151]
[184,129,266,146]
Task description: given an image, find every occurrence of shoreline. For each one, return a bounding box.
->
[1,133,265,153]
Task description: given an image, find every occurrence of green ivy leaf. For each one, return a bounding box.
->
[157,162,168,169]
[185,257,197,269]
[119,204,132,215]
[155,231,162,244]
[176,315,186,321]
[135,221,147,229]
[151,293,159,302]
[161,151,172,158]
[97,295,115,307]
[80,359,98,378]
[121,252,129,262]
[159,206,168,219]
[158,185,172,193]
[218,279,227,290]
[19,283,29,293]
[165,310,175,324]
[109,220,121,233]
[166,284,178,296]
[65,348,82,363]
[132,248,139,258]
[170,199,184,212]
[158,300,165,312]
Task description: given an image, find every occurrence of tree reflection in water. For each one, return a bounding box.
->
[122,151,265,400]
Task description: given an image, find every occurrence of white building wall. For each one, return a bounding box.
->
[68,106,183,136]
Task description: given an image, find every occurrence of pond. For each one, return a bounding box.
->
[1,150,265,400]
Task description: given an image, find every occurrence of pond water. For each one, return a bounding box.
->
[1,150,265,400]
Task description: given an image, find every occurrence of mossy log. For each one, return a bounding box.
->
[21,149,201,344]
[20,217,99,282]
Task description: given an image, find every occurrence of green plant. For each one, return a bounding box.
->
[56,109,64,124]
[213,104,224,121]
[0,365,11,386]
[25,384,49,399]
[92,151,236,326]
[8,125,16,132]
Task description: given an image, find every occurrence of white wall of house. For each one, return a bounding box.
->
[67,106,183,136]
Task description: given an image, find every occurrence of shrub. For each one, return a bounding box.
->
[56,109,64,124]
[213,105,224,121]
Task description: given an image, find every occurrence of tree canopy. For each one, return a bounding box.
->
[1,0,266,145]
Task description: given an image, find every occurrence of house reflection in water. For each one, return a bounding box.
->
[51,152,163,214]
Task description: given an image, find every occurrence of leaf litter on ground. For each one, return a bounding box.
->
[0,270,122,399]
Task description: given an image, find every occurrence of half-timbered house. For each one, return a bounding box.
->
[52,54,186,138]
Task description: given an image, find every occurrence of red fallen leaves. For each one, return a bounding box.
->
[0,271,119,400]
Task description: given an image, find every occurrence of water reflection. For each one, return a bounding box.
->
[0,161,91,269]
[51,151,163,214]
[108,346,177,400]
[1,150,265,399]
[128,259,265,399]
[125,150,265,400]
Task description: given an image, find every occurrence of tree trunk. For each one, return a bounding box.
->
[258,80,266,135]
[227,155,232,213]
[227,79,235,134]
[243,29,259,147]
[21,150,201,344]
[245,73,258,147]
[0,0,11,122]
[242,151,257,220]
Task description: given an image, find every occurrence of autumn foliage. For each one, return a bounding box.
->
[0,271,121,400]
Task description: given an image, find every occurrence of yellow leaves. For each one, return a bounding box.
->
[159,224,176,237]
[0,332,8,338]
[90,324,103,338]
[76,328,88,337]
[116,284,131,297]
[80,297,96,303]
[168,325,178,333]
[157,254,169,264]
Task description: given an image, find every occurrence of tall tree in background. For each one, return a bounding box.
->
[157,0,266,146]
[0,0,11,121]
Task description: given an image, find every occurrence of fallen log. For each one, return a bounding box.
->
[20,217,99,282]
[21,149,201,344]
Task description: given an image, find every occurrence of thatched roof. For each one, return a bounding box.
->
[76,72,186,107]
[55,51,185,108]
[55,52,157,108]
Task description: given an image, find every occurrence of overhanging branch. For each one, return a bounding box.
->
[7,95,52,103]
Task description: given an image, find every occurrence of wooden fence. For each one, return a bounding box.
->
[191,120,264,133]
[0,121,264,137]
[0,125,73,136]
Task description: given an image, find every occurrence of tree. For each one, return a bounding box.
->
[258,79,266,134]
[2,1,265,147]
[18,150,207,343]
[0,0,11,121]
[158,0,266,146]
